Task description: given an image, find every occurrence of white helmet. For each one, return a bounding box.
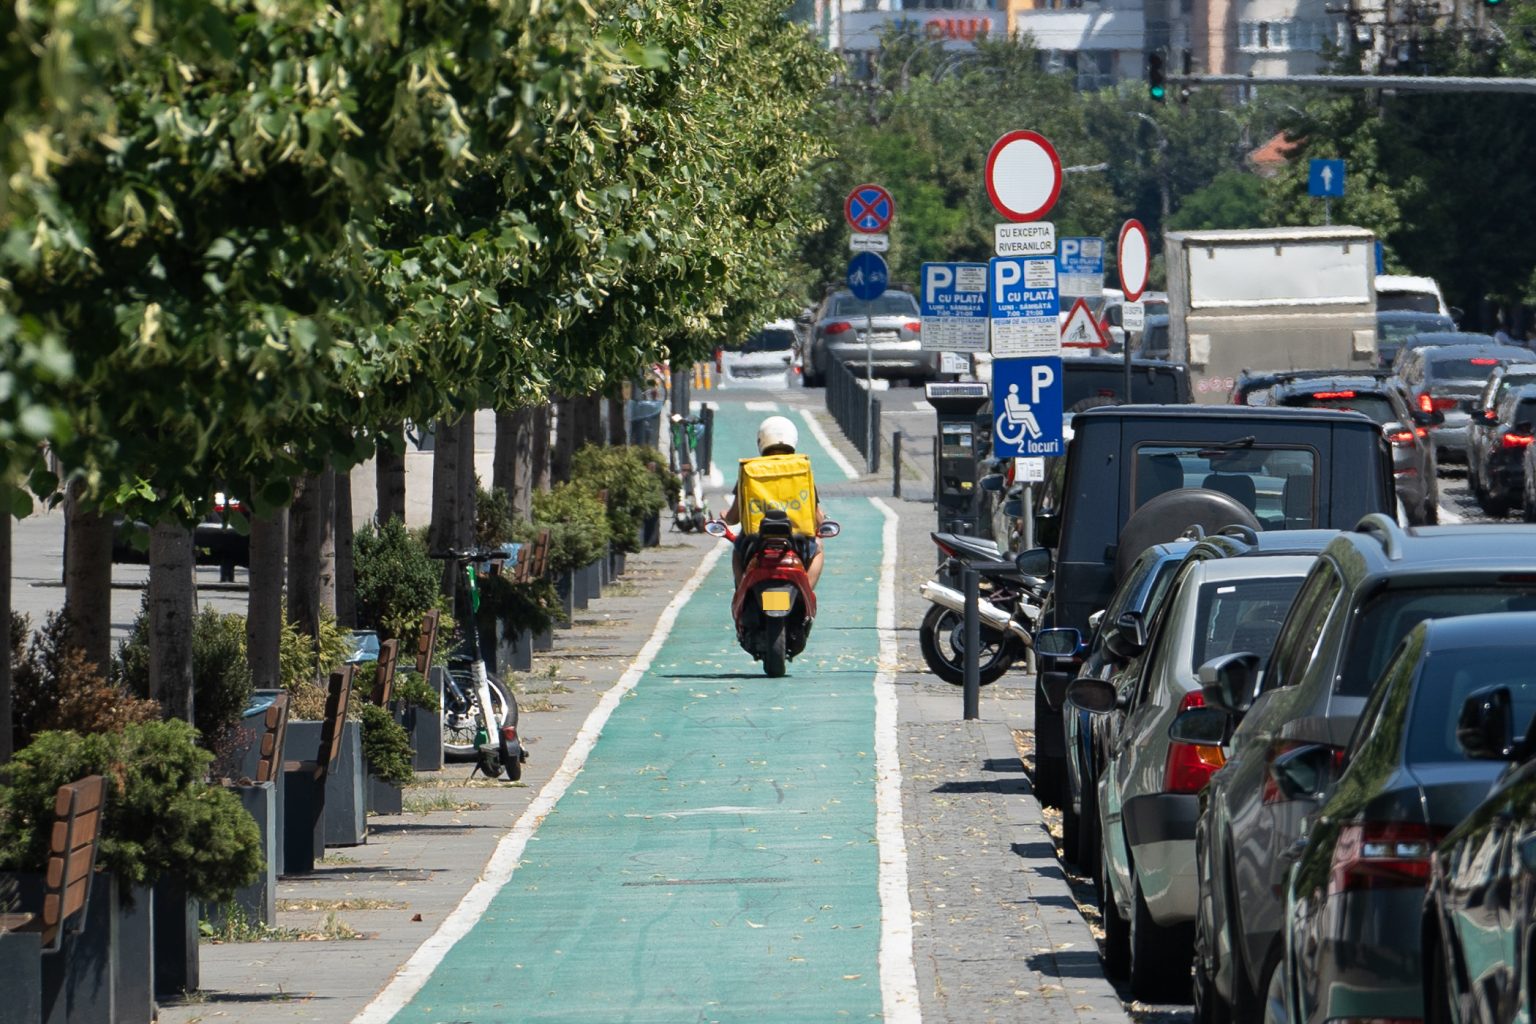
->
[757,415,799,455]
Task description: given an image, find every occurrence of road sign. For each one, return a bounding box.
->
[940,351,972,375]
[1060,297,1111,348]
[845,183,896,233]
[1018,457,1046,482]
[989,256,1060,357]
[984,130,1062,223]
[849,233,890,252]
[846,252,889,301]
[1122,300,1146,332]
[1057,236,1105,297]
[994,221,1056,257]
[992,356,1064,458]
[920,262,990,352]
[1117,220,1151,303]
[1308,159,1345,198]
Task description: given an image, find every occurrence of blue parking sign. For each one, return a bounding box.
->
[992,357,1063,458]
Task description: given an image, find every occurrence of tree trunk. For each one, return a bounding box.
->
[550,397,575,484]
[334,472,356,629]
[376,425,407,526]
[530,403,552,492]
[1,500,12,763]
[246,508,286,690]
[317,468,337,619]
[573,394,604,449]
[287,473,323,642]
[430,415,463,601]
[148,521,196,724]
[608,394,628,447]
[63,479,113,676]
[502,407,536,518]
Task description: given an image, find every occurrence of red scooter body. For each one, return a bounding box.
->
[712,517,823,678]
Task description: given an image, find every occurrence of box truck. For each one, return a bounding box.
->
[1164,226,1378,402]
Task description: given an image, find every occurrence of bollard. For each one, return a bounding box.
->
[892,430,903,498]
[963,566,980,720]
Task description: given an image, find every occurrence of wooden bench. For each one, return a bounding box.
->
[253,691,291,785]
[414,608,440,675]
[506,530,552,585]
[368,638,401,707]
[280,666,355,874]
[0,775,107,953]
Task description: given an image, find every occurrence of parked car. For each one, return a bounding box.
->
[1270,613,1536,1024]
[801,288,929,387]
[1423,670,1536,1024]
[1468,366,1536,505]
[1390,331,1500,375]
[1028,405,1396,810]
[1132,313,1170,360]
[1061,353,1192,413]
[1390,343,1536,463]
[1179,517,1536,1023]
[719,319,799,388]
[1465,384,1536,517]
[1101,289,1169,352]
[1071,534,1328,1001]
[110,492,250,581]
[1269,372,1442,525]
[1376,310,1458,368]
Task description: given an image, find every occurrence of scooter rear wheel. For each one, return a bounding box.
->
[763,617,787,677]
[442,672,516,762]
[918,604,1018,685]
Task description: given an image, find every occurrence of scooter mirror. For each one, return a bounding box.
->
[817,521,841,538]
[703,521,729,538]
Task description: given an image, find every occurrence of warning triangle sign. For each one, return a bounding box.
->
[1060,297,1111,348]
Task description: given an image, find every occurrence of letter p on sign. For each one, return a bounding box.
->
[925,265,953,305]
[994,260,1021,291]
[1031,364,1054,401]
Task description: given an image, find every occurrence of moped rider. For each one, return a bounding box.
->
[722,416,826,590]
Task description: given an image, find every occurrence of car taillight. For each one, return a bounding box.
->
[1419,394,1457,413]
[1327,821,1448,896]
[1164,691,1226,794]
[1471,357,1500,366]
[825,321,853,336]
[1503,432,1535,448]
[1312,390,1357,400]
[1385,428,1416,447]
[904,321,921,333]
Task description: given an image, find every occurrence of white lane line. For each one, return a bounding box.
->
[870,496,920,1023]
[744,401,780,412]
[1438,498,1464,524]
[622,806,808,819]
[352,541,730,1024]
[800,408,860,481]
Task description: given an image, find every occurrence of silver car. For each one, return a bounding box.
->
[801,289,933,387]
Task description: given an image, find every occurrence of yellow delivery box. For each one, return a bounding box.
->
[737,454,818,537]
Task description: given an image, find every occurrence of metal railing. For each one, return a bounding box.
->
[823,354,881,473]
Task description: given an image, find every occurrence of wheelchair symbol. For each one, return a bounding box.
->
[995,383,1043,446]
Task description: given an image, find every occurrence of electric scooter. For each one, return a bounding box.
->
[704,510,840,677]
[436,548,526,781]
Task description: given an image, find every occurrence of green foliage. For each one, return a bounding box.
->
[532,483,611,573]
[479,576,563,635]
[278,611,350,694]
[634,446,683,508]
[1168,171,1267,232]
[358,703,415,787]
[354,518,446,642]
[13,612,160,748]
[0,721,263,903]
[117,601,252,755]
[475,486,520,548]
[571,444,668,554]
[392,670,439,714]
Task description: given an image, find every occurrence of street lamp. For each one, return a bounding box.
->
[1133,111,1172,225]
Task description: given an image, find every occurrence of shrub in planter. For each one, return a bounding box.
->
[11,611,161,749]
[533,482,610,574]
[392,669,439,713]
[634,445,683,508]
[355,517,447,642]
[0,721,263,904]
[571,444,669,553]
[358,703,414,786]
[475,484,521,547]
[479,573,562,635]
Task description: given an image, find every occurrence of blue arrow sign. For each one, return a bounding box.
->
[846,252,889,301]
[1308,159,1345,198]
[992,357,1063,458]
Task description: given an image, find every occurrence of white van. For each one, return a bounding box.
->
[1375,274,1451,317]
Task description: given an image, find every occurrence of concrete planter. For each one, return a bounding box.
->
[152,877,198,1000]
[610,550,627,578]
[572,564,590,610]
[555,572,576,625]
[641,514,661,548]
[286,720,366,849]
[532,627,553,653]
[396,693,443,773]
[0,928,43,1024]
[582,559,603,602]
[367,775,403,815]
[211,782,277,926]
[477,613,533,675]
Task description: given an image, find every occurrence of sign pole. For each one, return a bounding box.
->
[1123,328,1133,404]
[865,302,875,473]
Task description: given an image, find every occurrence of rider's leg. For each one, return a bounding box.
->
[807,548,825,589]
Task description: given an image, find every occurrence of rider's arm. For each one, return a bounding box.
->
[723,481,740,525]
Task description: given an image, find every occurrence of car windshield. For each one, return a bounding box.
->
[1407,645,1536,764]
[1378,317,1455,342]
[1280,392,1396,424]
[1431,356,1525,381]
[742,328,795,353]
[1339,587,1536,697]
[1192,577,1306,671]
[1378,293,1443,314]
[1133,442,1319,530]
[832,293,918,317]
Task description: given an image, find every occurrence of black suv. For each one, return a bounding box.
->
[1028,405,1396,808]
[1183,518,1536,1022]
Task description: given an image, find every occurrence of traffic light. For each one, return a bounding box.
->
[1148,52,1167,102]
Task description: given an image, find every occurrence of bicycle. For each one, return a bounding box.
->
[670,412,712,533]
[435,547,526,781]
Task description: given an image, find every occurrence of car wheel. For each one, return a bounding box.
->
[1485,492,1513,518]
[1101,845,1130,979]
[1129,867,1194,1002]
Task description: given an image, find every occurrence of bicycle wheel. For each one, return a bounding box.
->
[442,670,516,762]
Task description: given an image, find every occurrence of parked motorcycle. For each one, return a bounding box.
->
[917,532,1049,685]
[704,510,840,677]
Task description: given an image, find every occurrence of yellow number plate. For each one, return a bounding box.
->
[761,591,792,612]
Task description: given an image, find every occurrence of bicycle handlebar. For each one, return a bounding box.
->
[430,547,510,563]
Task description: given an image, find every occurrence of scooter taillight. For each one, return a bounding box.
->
[500,725,518,743]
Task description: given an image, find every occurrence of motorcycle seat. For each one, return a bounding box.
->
[932,532,1002,562]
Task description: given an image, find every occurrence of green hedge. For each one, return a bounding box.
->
[533,482,610,572]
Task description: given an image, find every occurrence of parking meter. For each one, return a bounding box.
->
[924,382,993,538]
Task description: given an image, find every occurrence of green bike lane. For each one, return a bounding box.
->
[367,400,908,1023]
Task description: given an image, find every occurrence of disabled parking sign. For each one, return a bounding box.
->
[992,356,1063,458]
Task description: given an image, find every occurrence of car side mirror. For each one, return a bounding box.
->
[1168,706,1230,746]
[1103,611,1147,661]
[1015,546,1052,578]
[1519,421,1534,436]
[1001,498,1024,519]
[1457,686,1517,760]
[704,521,729,538]
[1116,611,1148,649]
[1268,743,1337,801]
[979,474,1006,493]
[1034,627,1084,658]
[1411,409,1445,427]
[1450,306,1465,324]
[1477,409,1499,425]
[1198,652,1262,715]
[1034,510,1060,548]
[1065,677,1119,714]
[817,520,841,539]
